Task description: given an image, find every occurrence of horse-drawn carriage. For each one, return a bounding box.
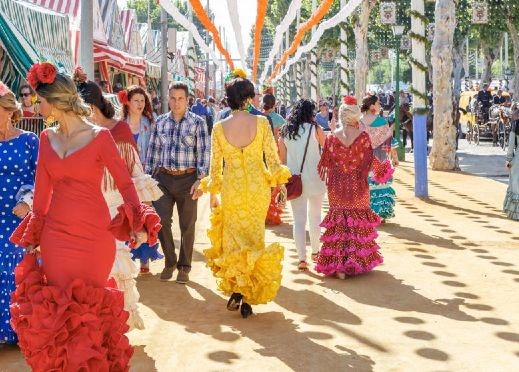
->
[469,102,512,149]
[459,90,512,149]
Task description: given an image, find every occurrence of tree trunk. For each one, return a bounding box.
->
[353,0,372,102]
[452,38,465,124]
[452,39,465,103]
[479,38,501,85]
[429,0,457,171]
[507,19,519,97]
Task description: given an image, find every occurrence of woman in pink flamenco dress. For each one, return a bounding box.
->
[9,63,160,371]
[315,96,392,279]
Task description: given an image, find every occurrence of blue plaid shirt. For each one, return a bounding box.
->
[144,111,210,176]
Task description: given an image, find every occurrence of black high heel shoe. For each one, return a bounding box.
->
[226,293,243,311]
[240,303,253,318]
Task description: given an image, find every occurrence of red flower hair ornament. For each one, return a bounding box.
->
[73,66,87,84]
[343,95,357,105]
[26,62,57,90]
[117,90,129,105]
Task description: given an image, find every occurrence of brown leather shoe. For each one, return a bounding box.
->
[176,268,189,284]
[160,266,175,281]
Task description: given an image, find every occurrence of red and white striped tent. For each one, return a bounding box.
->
[28,0,146,78]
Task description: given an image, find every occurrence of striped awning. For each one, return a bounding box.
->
[26,0,146,78]
[98,0,126,51]
[146,61,161,79]
[28,0,108,63]
[0,4,42,91]
[94,42,146,77]
[0,0,73,72]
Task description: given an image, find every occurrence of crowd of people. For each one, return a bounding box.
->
[2,61,518,369]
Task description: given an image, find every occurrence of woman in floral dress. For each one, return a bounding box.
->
[315,96,392,278]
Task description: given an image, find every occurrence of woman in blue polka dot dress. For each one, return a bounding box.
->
[0,82,38,344]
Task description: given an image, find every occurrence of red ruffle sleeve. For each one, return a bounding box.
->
[10,212,45,248]
[372,158,395,184]
[108,202,161,247]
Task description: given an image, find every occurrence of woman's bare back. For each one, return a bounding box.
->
[221,112,259,149]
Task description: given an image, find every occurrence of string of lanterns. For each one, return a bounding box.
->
[188,0,235,70]
[267,0,335,82]
[252,0,269,82]
[259,0,302,83]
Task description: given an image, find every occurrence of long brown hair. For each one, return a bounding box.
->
[121,85,154,123]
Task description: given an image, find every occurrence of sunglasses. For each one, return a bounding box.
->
[20,93,31,97]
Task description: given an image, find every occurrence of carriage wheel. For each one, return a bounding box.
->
[474,124,480,145]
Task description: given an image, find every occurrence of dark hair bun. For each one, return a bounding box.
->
[225,78,255,110]
[100,98,115,119]
[78,80,114,119]
[361,95,379,112]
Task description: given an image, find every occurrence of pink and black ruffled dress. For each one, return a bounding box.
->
[9,129,160,371]
[315,133,392,276]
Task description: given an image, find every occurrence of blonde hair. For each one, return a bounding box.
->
[36,73,91,117]
[339,103,361,127]
[0,88,22,124]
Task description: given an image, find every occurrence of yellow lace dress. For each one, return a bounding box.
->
[200,116,291,305]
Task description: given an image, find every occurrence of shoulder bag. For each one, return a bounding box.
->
[286,125,313,200]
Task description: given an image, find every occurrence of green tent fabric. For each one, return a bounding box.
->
[0,47,21,93]
[0,12,38,82]
[0,1,73,73]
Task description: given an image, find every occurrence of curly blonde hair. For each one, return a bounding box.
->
[0,88,22,124]
[36,73,91,117]
[339,103,360,127]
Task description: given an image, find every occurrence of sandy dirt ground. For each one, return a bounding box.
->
[1,160,518,372]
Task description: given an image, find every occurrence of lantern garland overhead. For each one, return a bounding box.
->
[267,0,335,82]
[188,0,235,70]
[159,0,223,71]
[252,0,269,82]
[226,0,247,70]
[259,0,302,82]
[272,0,363,83]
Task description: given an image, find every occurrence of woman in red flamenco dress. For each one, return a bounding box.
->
[315,96,392,279]
[9,63,160,371]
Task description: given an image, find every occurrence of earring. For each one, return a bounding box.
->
[44,108,56,126]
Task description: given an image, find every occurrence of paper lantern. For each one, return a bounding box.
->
[380,2,397,25]
[401,35,412,50]
[472,2,489,24]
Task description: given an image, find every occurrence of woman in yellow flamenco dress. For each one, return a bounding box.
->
[199,75,291,318]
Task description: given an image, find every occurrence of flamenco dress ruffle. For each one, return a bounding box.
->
[106,171,163,330]
[9,203,160,371]
[369,176,396,220]
[203,206,284,305]
[130,243,164,262]
[315,208,383,276]
[109,202,161,331]
[503,191,519,220]
[0,244,24,344]
[10,254,133,372]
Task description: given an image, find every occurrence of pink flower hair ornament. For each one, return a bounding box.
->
[0,82,11,97]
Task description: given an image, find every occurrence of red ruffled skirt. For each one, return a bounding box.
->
[10,254,133,371]
[315,208,383,276]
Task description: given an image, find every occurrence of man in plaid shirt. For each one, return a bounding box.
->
[145,82,210,284]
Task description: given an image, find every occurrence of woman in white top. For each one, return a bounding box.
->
[279,99,326,270]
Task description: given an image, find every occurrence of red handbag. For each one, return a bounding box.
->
[286,126,313,200]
